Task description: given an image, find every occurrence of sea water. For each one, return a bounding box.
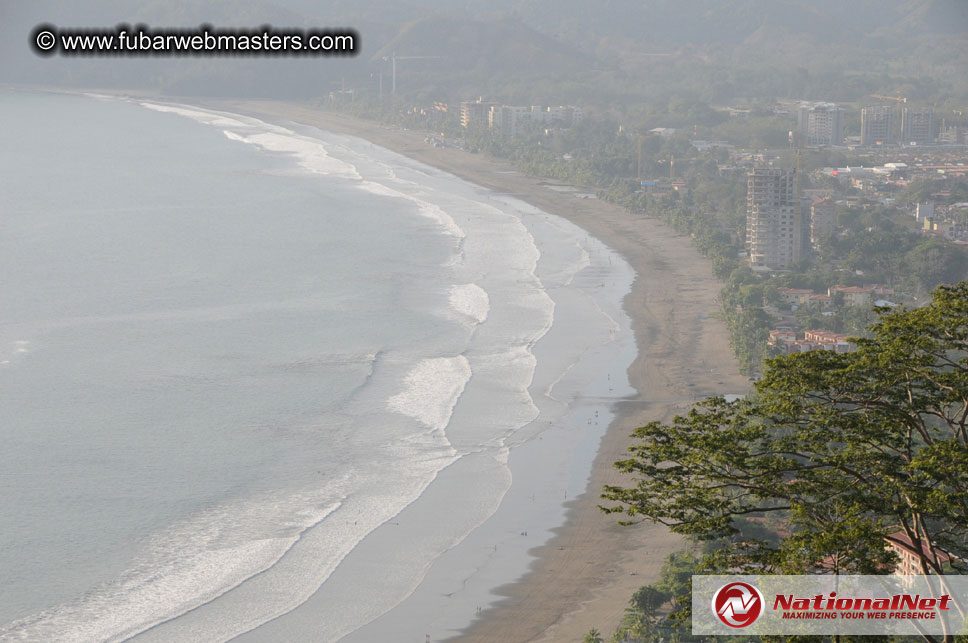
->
[0,91,635,642]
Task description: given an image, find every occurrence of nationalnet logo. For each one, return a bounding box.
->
[694,575,967,636]
[712,581,765,628]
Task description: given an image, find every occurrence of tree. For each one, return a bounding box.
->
[906,240,968,295]
[582,628,604,643]
[602,283,968,639]
[609,551,699,642]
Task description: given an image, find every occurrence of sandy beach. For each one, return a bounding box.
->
[190,99,750,641]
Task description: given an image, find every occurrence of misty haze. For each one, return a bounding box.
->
[1,2,967,642]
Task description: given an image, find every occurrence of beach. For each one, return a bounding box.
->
[189,100,750,641]
[10,88,745,640]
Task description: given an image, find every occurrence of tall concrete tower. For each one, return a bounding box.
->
[747,168,799,269]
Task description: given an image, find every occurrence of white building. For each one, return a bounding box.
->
[797,102,845,146]
[747,168,803,269]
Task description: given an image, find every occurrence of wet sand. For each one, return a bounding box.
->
[195,100,751,641]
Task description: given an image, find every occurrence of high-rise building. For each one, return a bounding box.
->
[901,108,934,144]
[797,102,845,146]
[487,105,531,137]
[459,99,492,130]
[861,106,895,145]
[810,196,837,243]
[939,124,965,145]
[747,168,804,269]
[485,104,584,138]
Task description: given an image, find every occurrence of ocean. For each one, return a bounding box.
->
[0,90,634,642]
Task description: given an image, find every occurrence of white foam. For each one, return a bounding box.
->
[387,357,472,432]
[0,339,32,365]
[139,101,361,181]
[449,284,490,324]
[139,102,249,129]
[468,346,541,448]
[129,451,460,643]
[14,95,632,643]
[237,131,361,180]
[0,489,344,643]
[358,181,465,239]
[143,101,464,242]
[565,240,592,286]
[222,130,247,144]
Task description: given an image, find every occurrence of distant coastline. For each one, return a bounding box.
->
[35,88,749,640]
[186,97,750,641]
[168,99,741,642]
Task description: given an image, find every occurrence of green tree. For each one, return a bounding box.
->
[906,240,968,295]
[602,283,968,638]
[609,551,699,642]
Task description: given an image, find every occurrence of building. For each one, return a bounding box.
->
[808,293,832,309]
[767,329,797,346]
[541,105,583,126]
[861,105,895,145]
[459,99,492,130]
[802,329,855,353]
[901,108,934,145]
[776,287,813,307]
[797,102,845,146]
[484,104,583,138]
[769,329,856,354]
[799,196,813,258]
[810,196,837,243]
[747,168,804,269]
[939,124,966,145]
[827,285,894,307]
[886,532,951,576]
[487,105,531,138]
[915,201,935,224]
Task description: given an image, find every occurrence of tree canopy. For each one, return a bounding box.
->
[603,283,968,580]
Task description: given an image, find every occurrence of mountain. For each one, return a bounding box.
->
[1,0,964,102]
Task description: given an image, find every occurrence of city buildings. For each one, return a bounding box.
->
[487,104,582,138]
[767,328,856,354]
[810,196,837,243]
[487,104,531,138]
[861,105,895,145]
[460,99,582,137]
[747,168,805,269]
[901,108,934,144]
[797,102,845,146]
[940,123,966,145]
[775,285,894,309]
[886,532,951,576]
[459,98,492,130]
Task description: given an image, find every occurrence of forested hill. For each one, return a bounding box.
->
[494,0,968,44]
[2,0,965,103]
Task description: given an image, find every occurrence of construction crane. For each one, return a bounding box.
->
[870,94,909,140]
[870,94,908,105]
[382,52,443,95]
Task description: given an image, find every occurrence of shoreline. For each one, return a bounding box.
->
[21,85,749,640]
[193,99,751,641]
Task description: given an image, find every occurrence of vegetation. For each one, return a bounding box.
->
[601,283,968,638]
[9,2,968,640]
[607,551,698,643]
[453,118,968,377]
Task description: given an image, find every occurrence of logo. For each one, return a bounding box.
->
[712,581,765,628]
